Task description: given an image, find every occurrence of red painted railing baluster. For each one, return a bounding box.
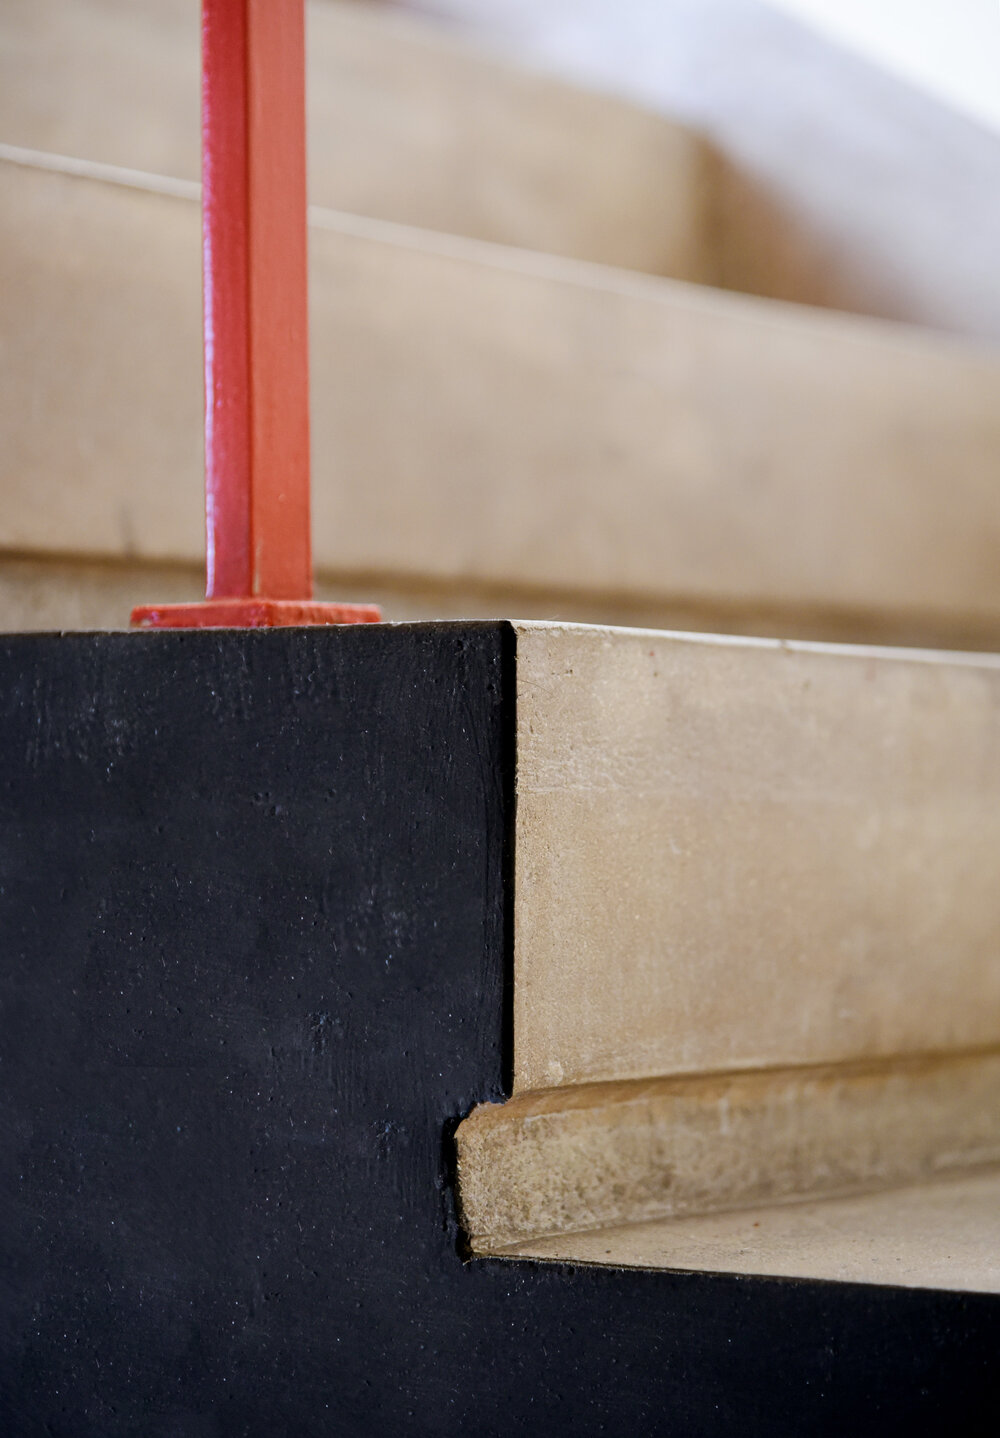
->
[132,0,379,629]
[202,0,253,601]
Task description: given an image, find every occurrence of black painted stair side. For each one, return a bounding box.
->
[0,624,995,1437]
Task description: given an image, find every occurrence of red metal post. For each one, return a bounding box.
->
[132,0,379,629]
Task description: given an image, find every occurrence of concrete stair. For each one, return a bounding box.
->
[456,623,1000,1285]
[3,0,1000,645]
[2,0,1000,1303]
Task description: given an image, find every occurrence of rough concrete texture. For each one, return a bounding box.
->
[457,1051,1000,1251]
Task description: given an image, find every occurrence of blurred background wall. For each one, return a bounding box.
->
[2,0,1000,645]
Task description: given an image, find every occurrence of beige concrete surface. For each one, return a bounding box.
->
[514,624,1000,1091]
[0,0,708,278]
[456,1051,1000,1252]
[455,622,1000,1283]
[501,1167,1000,1293]
[6,158,1000,643]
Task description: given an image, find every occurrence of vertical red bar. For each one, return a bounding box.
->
[202,0,250,597]
[132,2,379,628]
[202,0,312,601]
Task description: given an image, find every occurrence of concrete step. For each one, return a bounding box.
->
[453,621,1000,1285]
[0,0,708,280]
[3,152,1000,645]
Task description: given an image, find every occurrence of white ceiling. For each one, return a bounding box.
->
[768,0,1000,133]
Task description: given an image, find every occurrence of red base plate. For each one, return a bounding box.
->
[131,599,382,629]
